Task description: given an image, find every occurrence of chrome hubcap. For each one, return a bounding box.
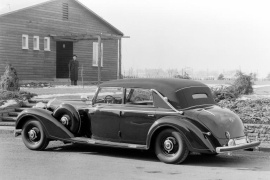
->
[164,137,175,153]
[60,115,70,126]
[28,129,38,141]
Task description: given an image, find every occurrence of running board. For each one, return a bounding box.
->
[67,137,148,150]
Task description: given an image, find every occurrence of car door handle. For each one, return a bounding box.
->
[148,114,155,117]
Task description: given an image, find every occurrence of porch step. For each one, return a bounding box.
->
[29,99,49,104]
[8,112,20,117]
[0,121,15,126]
[1,116,17,122]
[15,108,30,112]
[22,103,36,108]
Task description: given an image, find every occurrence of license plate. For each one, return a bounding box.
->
[234,137,247,145]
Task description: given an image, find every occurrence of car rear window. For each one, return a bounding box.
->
[175,87,215,109]
[192,94,208,99]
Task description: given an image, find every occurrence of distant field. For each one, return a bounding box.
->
[198,80,270,85]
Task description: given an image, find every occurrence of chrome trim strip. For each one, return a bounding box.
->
[203,109,215,116]
[92,108,179,114]
[179,104,215,111]
[216,141,260,153]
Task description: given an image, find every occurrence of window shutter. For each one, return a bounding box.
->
[44,37,50,51]
[93,42,98,66]
[22,34,29,49]
[93,42,104,67]
[101,43,104,67]
[33,36,39,50]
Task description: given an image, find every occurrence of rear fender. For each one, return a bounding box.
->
[147,116,217,152]
[16,108,74,139]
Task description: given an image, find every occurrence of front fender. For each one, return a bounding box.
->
[16,108,74,139]
[146,116,217,152]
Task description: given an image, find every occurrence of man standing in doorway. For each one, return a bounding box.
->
[69,54,79,85]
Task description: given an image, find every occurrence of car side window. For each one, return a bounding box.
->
[126,88,153,106]
[95,87,123,104]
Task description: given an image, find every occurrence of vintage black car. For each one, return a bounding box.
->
[15,78,260,164]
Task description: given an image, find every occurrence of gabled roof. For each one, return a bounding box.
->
[0,0,123,36]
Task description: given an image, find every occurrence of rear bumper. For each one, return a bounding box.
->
[216,141,260,153]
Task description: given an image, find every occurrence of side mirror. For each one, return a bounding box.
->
[163,97,168,102]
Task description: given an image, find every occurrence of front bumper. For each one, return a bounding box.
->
[216,141,260,153]
[14,129,22,137]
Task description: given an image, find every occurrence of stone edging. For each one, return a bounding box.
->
[244,124,270,143]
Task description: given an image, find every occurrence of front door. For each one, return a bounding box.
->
[120,106,156,144]
[90,87,124,142]
[120,88,156,144]
[56,41,73,78]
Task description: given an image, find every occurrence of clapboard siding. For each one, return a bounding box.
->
[73,39,118,82]
[0,0,122,81]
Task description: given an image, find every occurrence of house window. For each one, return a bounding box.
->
[44,37,50,51]
[33,36,39,50]
[22,34,29,49]
[93,42,103,67]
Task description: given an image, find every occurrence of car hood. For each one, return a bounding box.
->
[187,106,245,139]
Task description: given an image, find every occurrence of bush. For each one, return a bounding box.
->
[233,71,253,95]
[0,90,37,101]
[211,71,254,102]
[0,64,19,91]
[218,99,270,124]
[217,74,224,80]
[211,85,239,102]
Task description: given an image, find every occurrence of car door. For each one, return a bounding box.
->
[90,87,123,142]
[119,88,156,144]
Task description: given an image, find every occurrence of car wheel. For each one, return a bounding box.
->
[155,129,189,164]
[22,120,49,150]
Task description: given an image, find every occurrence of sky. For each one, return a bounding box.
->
[1,0,270,78]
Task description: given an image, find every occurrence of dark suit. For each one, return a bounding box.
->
[69,59,79,85]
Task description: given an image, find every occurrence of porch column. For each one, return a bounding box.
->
[118,38,122,79]
[97,35,101,84]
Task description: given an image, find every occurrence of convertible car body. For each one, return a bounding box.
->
[15,78,260,164]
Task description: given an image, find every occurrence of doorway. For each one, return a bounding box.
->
[56,41,73,78]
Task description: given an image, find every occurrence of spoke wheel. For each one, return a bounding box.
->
[22,120,49,150]
[155,129,189,164]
